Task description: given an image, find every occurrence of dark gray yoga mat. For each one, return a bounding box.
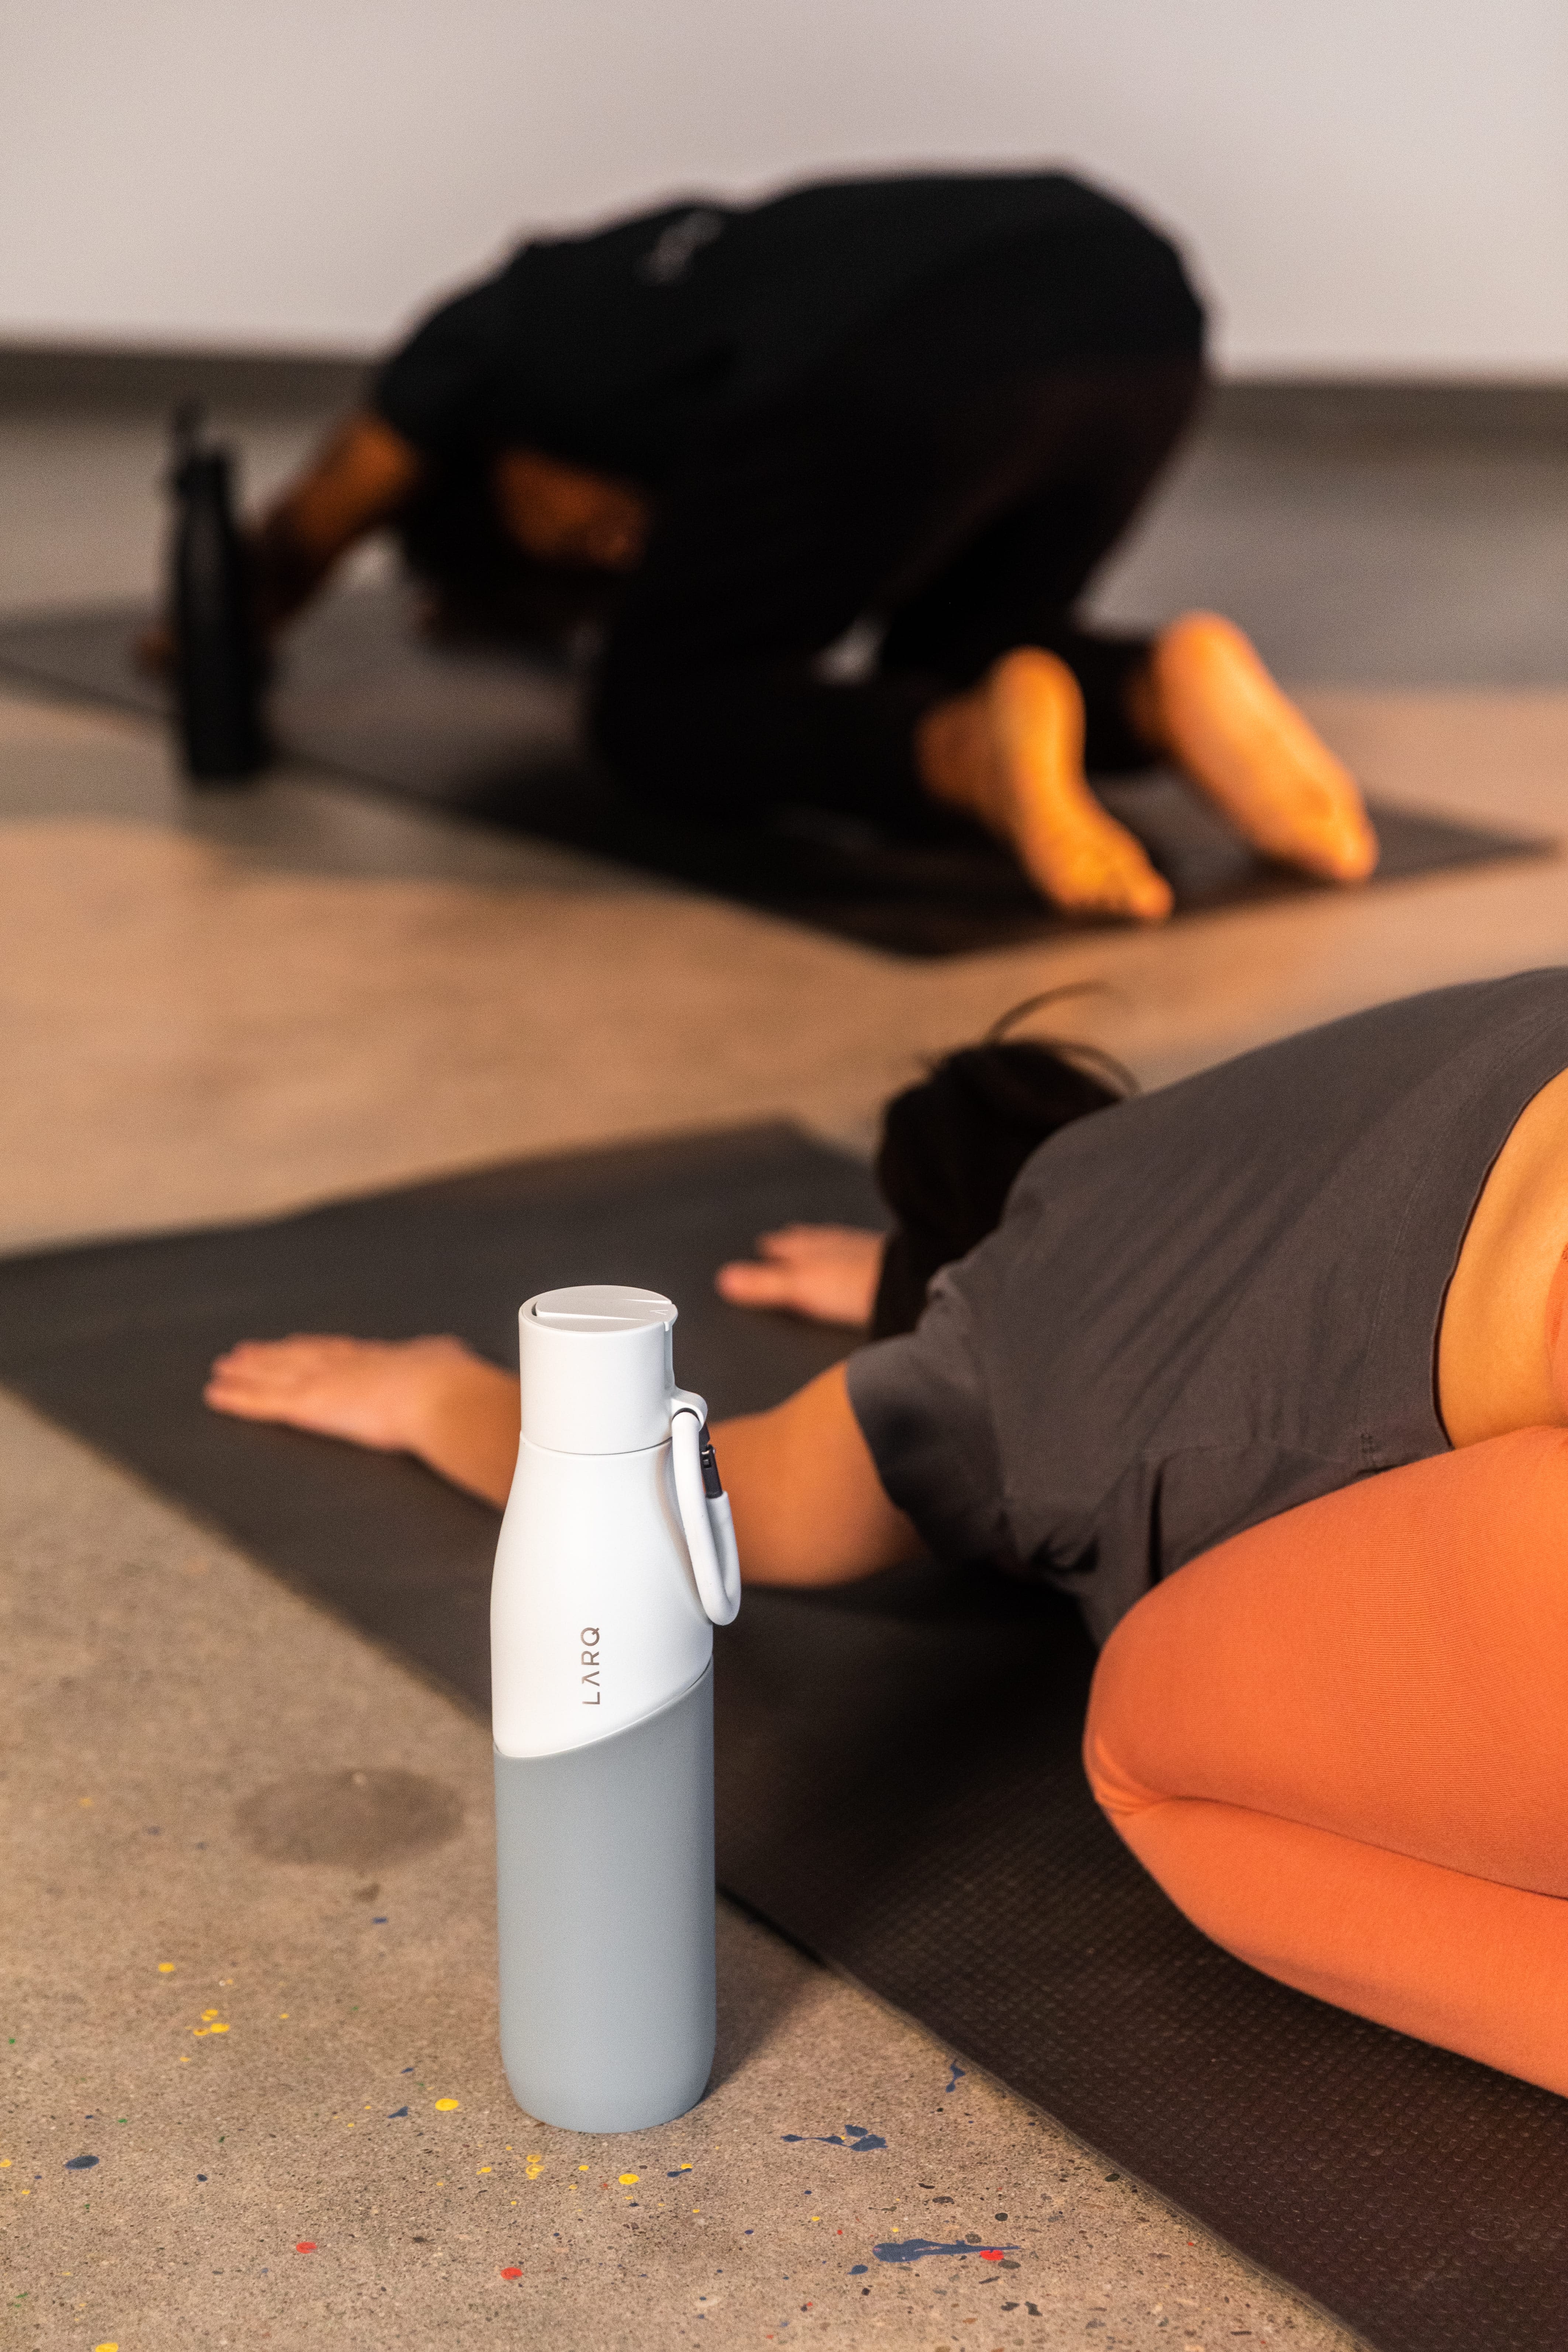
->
[0,589,1550,959]
[1,1120,1565,2352]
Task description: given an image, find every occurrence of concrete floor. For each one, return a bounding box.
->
[4,386,1568,2350]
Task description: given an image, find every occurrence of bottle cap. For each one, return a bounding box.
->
[518,1285,677,1454]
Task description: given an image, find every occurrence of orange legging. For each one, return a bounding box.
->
[1085,1425,1568,2097]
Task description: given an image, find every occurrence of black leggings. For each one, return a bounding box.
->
[591,229,1205,825]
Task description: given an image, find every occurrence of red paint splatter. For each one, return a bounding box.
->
[500,2267,522,2280]
[294,2241,316,2253]
[980,2249,1005,2261]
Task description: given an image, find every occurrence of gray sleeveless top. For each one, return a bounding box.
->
[847,972,1568,1642]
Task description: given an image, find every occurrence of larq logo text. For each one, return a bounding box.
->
[580,1626,601,1706]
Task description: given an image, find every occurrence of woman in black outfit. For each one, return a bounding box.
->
[206,171,1376,920]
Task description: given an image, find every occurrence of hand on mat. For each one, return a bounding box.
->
[206,1332,483,1452]
[205,1333,520,1505]
[714,1224,884,1328]
[132,618,177,682]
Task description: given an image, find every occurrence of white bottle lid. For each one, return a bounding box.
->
[518,1285,677,1455]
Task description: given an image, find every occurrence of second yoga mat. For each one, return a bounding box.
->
[1,1122,1564,2352]
[0,589,1551,960]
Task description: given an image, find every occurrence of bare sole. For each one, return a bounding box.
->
[1149,614,1379,882]
[923,649,1173,923]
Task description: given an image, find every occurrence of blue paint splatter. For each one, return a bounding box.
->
[400,2066,413,2075]
[387,2107,409,2120]
[197,2173,207,2182]
[372,1915,388,1925]
[849,2263,868,2275]
[873,2238,1017,2265]
[780,2125,885,2154]
[65,2155,99,2171]
[942,2061,966,2095]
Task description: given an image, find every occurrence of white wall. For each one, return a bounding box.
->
[2,0,1564,377]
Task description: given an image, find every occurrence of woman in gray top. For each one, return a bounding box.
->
[207,970,1568,2097]
[207,968,1568,1631]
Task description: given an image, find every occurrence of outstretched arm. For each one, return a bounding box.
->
[139,408,426,677]
[204,1337,917,1587]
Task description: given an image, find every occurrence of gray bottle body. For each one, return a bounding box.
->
[494,1665,715,2132]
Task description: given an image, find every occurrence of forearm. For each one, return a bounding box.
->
[251,410,425,632]
[404,1355,519,1507]
[711,1363,921,1587]
[406,1350,920,1586]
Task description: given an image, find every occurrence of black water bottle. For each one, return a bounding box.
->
[169,403,267,783]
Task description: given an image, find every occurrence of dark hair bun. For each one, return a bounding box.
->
[870,1024,1128,1339]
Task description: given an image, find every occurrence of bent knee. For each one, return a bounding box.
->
[1083,1611,1169,1828]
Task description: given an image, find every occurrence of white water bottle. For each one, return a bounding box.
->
[490,1284,741,2132]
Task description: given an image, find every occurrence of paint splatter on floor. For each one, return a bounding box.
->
[872,2239,1018,2265]
[780,2125,886,2153]
[943,2061,966,2095]
[65,2155,99,2171]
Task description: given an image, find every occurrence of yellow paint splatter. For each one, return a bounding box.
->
[78,1797,93,1808]
[619,2172,640,2185]
[524,2155,544,2180]
[179,2056,191,2065]
[477,2165,492,2175]
[278,2013,289,2020]
[157,1962,175,1974]
[577,2162,589,2172]
[94,2342,119,2351]
[672,2162,693,2172]
[201,2009,219,2021]
[0,2159,10,2168]
[435,2179,446,2187]
[434,2098,460,2112]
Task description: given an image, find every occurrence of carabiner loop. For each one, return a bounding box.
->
[670,1404,741,1626]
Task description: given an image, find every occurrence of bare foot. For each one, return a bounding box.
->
[205,1334,481,1451]
[917,649,1173,921]
[1138,613,1378,881]
[715,1224,885,1328]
